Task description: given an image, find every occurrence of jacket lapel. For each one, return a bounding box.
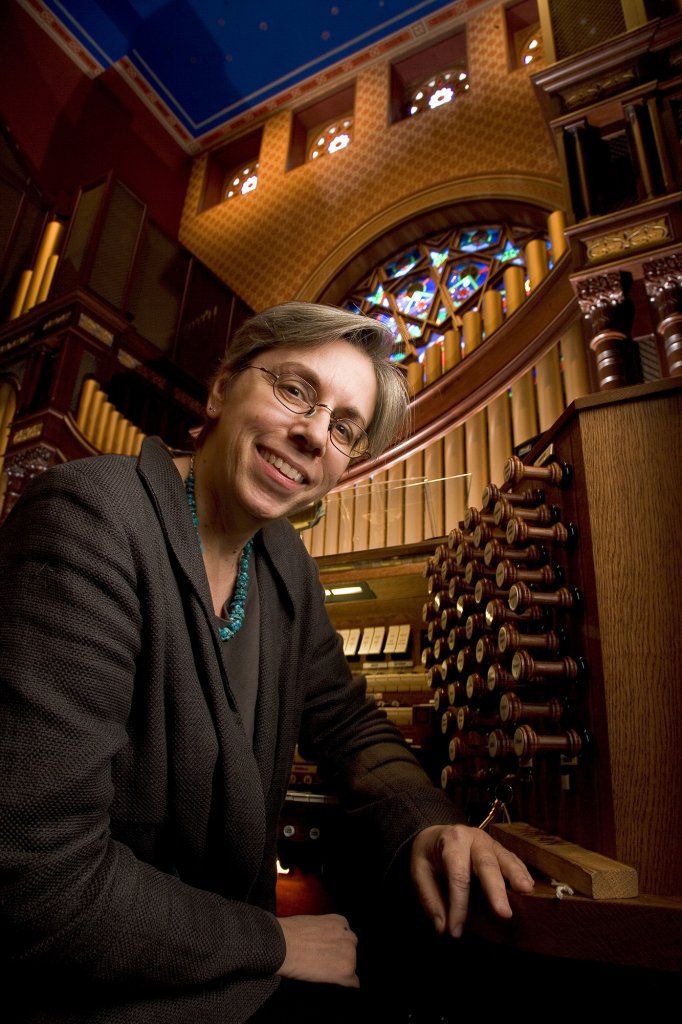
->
[136,438,269,893]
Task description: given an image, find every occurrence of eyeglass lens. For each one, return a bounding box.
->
[272,373,369,457]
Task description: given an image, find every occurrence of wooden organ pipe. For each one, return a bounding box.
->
[504,263,538,446]
[504,262,526,312]
[404,449,425,543]
[92,400,114,451]
[406,361,423,397]
[482,290,513,486]
[424,437,444,538]
[462,310,489,511]
[423,342,442,385]
[83,387,106,441]
[124,424,140,457]
[443,324,467,529]
[547,210,568,261]
[76,379,99,434]
[323,486,341,554]
[102,407,121,454]
[105,406,125,454]
[546,211,589,407]
[386,461,406,547]
[462,308,481,355]
[401,361,426,542]
[443,442,468,537]
[308,510,325,556]
[443,328,460,371]
[337,487,354,554]
[9,271,33,320]
[422,343,445,538]
[22,220,64,314]
[368,470,388,549]
[112,413,128,456]
[352,481,370,552]
[560,320,591,405]
[527,238,564,431]
[37,254,60,305]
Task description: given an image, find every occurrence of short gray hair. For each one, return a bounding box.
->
[206,301,410,459]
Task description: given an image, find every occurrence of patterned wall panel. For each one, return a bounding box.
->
[179,4,564,311]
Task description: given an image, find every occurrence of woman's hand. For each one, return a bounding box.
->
[410,824,535,938]
[276,913,360,987]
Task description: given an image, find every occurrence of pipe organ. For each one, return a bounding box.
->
[316,377,681,979]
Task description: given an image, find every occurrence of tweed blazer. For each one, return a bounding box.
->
[0,437,463,1023]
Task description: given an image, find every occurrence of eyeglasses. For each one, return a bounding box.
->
[239,365,371,459]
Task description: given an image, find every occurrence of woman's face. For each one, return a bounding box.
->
[202,339,378,534]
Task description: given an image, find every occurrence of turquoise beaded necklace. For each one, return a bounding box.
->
[185,457,253,642]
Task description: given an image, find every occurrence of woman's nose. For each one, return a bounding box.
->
[292,405,332,452]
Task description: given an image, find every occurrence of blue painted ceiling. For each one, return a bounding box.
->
[35,0,466,147]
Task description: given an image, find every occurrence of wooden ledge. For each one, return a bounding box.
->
[467,882,682,973]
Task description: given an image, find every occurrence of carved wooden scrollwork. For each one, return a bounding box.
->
[643,254,682,376]
[576,271,636,389]
[2,442,60,521]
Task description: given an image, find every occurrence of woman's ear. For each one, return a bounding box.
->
[207,368,230,419]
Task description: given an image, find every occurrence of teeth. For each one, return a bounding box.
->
[262,449,304,483]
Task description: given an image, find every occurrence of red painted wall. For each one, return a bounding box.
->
[0,2,190,237]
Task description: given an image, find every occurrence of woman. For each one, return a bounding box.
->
[0,301,533,1023]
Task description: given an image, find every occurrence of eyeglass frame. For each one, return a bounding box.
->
[233,364,372,460]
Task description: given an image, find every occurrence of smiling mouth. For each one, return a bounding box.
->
[258,447,306,484]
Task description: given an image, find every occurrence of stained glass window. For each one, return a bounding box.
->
[446,260,489,306]
[408,67,469,117]
[520,28,543,67]
[224,163,259,201]
[459,226,501,252]
[384,247,421,278]
[307,117,354,162]
[343,220,550,362]
[394,275,437,319]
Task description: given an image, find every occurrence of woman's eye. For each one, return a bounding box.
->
[333,420,354,441]
[279,379,312,403]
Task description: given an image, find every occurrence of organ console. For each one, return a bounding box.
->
[316,378,682,980]
[410,379,682,976]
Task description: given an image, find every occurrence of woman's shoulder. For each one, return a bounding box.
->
[19,436,170,498]
[17,449,141,512]
[1,439,174,545]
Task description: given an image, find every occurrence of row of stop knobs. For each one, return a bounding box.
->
[422,456,588,771]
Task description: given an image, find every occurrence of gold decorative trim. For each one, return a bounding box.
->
[78,313,114,346]
[43,312,71,331]
[585,218,670,261]
[117,349,140,369]
[12,422,43,445]
[564,69,636,111]
[0,332,33,356]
